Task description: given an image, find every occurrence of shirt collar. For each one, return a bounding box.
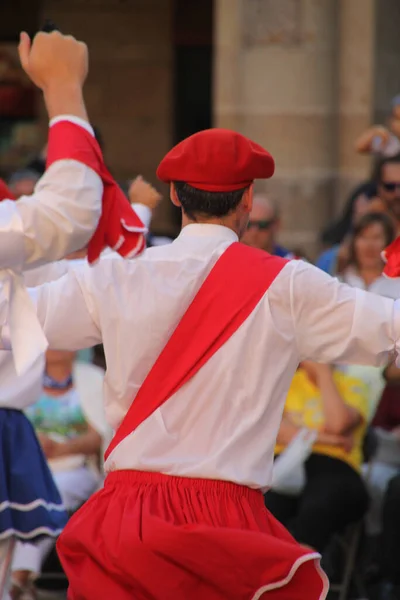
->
[177,223,239,243]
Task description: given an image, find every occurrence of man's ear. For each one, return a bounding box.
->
[242,183,254,213]
[170,182,181,207]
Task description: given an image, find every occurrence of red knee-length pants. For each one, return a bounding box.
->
[57,471,329,600]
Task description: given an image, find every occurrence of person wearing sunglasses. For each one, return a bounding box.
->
[241,194,296,258]
[376,154,400,233]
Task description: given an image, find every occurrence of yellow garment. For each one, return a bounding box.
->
[275,369,369,472]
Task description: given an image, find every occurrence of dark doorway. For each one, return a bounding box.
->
[172,0,213,226]
[173,0,213,143]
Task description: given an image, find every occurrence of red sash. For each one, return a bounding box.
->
[0,179,15,201]
[46,121,146,264]
[105,242,287,460]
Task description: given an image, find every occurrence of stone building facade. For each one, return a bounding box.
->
[2,0,400,255]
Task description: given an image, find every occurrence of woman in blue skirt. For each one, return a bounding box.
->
[0,399,68,599]
[0,258,77,599]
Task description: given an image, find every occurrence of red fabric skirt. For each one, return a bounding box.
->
[57,470,329,600]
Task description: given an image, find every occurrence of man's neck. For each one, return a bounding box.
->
[181,214,242,237]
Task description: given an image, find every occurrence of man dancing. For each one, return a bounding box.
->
[3,128,400,599]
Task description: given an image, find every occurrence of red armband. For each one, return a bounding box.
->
[47,121,146,263]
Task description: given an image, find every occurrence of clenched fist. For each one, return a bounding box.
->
[18,31,88,92]
[128,176,162,210]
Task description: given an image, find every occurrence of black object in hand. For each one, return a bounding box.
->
[41,20,59,33]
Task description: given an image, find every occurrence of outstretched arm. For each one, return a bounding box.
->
[290,260,400,367]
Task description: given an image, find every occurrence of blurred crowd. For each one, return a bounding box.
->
[4,100,400,600]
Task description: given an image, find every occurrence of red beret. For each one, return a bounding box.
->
[0,179,15,202]
[157,129,274,192]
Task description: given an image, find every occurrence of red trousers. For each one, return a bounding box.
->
[57,471,328,600]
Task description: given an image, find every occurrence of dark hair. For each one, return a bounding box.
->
[321,181,378,246]
[173,181,248,221]
[372,153,400,183]
[93,126,104,151]
[347,212,395,269]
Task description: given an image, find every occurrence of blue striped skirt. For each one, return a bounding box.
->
[0,408,68,542]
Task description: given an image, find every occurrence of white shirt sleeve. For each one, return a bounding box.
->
[0,117,102,374]
[131,203,152,229]
[291,260,400,366]
[30,262,102,351]
[0,116,101,271]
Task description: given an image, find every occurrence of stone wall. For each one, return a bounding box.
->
[214,0,377,257]
[40,0,174,233]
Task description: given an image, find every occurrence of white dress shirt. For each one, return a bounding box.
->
[20,223,400,489]
[0,202,152,410]
[0,116,103,374]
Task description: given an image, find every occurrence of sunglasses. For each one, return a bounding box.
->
[381,181,400,192]
[247,219,275,231]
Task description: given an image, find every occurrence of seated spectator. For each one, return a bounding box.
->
[322,96,400,249]
[265,361,369,553]
[320,182,381,250]
[337,211,396,289]
[241,193,298,258]
[379,474,400,600]
[10,350,107,599]
[316,184,385,275]
[362,377,400,543]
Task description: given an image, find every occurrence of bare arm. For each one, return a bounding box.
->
[61,424,102,456]
[276,413,353,448]
[39,424,102,459]
[0,31,102,272]
[301,362,361,435]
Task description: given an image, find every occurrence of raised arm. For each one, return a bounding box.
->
[0,31,103,271]
[290,260,400,366]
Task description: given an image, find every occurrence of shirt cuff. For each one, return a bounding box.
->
[49,116,95,137]
[131,204,152,229]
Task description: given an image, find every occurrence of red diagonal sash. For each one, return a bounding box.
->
[105,242,287,460]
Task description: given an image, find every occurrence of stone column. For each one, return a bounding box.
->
[214,0,339,257]
[374,0,400,124]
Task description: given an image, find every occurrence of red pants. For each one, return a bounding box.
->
[57,471,328,600]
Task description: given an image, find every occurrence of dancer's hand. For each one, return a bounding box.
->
[19,30,88,92]
[19,30,89,121]
[128,176,162,210]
